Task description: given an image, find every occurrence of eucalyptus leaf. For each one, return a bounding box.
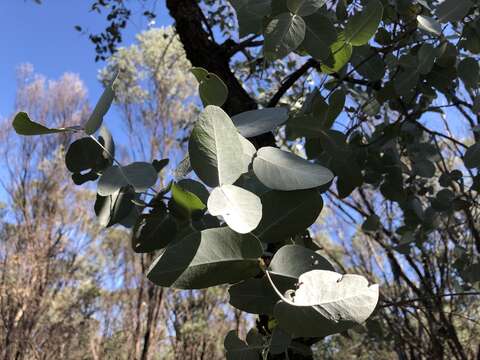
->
[273,270,379,338]
[208,184,262,234]
[458,57,479,88]
[191,67,209,82]
[177,179,210,204]
[321,33,353,73]
[269,327,292,355]
[344,0,383,46]
[84,73,116,134]
[189,106,246,187]
[65,137,107,173]
[199,73,229,107]
[224,331,261,360]
[264,12,306,60]
[394,69,419,96]
[228,276,295,315]
[418,44,437,75]
[253,189,323,243]
[146,227,263,289]
[362,214,380,232]
[252,146,334,191]
[269,244,334,280]
[169,182,206,218]
[97,162,158,196]
[229,0,271,37]
[13,112,78,136]
[351,46,385,81]
[238,134,256,169]
[131,207,178,253]
[232,107,289,137]
[287,0,326,16]
[437,0,473,23]
[94,187,136,228]
[417,15,442,36]
[302,12,337,63]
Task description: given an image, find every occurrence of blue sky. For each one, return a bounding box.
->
[0,0,171,119]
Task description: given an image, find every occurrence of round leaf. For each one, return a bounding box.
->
[94,187,136,228]
[253,189,323,243]
[437,0,473,23]
[208,185,262,234]
[177,179,210,204]
[252,147,334,191]
[169,182,206,218]
[274,270,379,338]
[269,244,334,280]
[458,57,479,88]
[65,137,106,173]
[199,73,228,107]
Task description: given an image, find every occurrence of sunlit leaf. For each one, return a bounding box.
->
[208,184,262,234]
[321,33,353,73]
[169,182,206,218]
[417,15,442,36]
[273,270,379,337]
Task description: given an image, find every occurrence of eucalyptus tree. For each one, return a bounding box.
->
[14,0,480,358]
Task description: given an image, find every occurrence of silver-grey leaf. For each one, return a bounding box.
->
[232,107,289,137]
[252,147,334,191]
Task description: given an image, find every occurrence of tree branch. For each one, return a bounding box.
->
[267,58,319,108]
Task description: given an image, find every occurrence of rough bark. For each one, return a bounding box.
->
[165,0,275,149]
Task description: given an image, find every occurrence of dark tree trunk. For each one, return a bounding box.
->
[165,0,275,149]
